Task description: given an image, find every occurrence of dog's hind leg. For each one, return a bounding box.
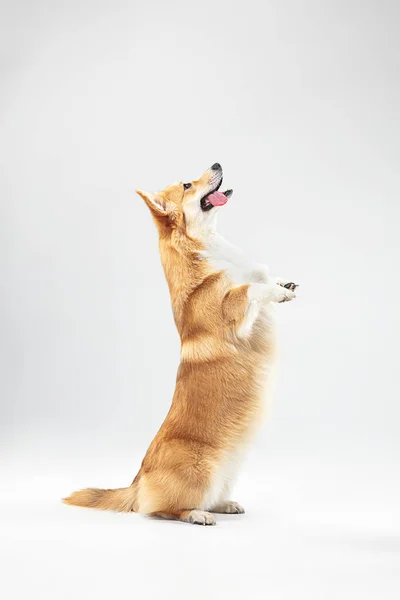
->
[152,509,216,526]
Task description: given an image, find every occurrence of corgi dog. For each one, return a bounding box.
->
[63,163,297,525]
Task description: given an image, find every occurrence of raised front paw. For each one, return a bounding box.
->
[276,279,299,292]
[271,283,297,303]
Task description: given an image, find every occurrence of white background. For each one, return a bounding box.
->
[1,1,399,598]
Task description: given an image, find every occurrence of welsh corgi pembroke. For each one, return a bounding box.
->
[63,163,297,525]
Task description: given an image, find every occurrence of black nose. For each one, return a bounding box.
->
[211,162,222,171]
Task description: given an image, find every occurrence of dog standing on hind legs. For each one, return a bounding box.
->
[63,163,298,525]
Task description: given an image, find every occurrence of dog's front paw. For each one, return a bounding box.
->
[277,288,296,303]
[276,279,299,292]
[271,284,297,303]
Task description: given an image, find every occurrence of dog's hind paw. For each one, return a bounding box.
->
[211,501,245,514]
[188,510,216,526]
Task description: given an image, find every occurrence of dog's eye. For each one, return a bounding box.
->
[183,183,192,190]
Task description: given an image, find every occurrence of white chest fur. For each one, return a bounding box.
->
[198,444,249,510]
[201,232,270,286]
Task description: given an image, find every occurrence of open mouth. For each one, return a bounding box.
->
[200,180,233,212]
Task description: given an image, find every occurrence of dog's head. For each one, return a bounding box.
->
[136,163,232,238]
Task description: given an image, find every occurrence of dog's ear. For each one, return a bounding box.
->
[136,190,167,217]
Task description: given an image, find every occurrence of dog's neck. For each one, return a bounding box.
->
[158,231,209,327]
[159,222,248,331]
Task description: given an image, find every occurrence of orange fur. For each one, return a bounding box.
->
[63,165,282,524]
[63,486,138,512]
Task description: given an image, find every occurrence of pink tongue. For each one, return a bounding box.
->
[207,191,228,207]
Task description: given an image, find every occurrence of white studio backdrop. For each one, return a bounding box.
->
[1,1,399,599]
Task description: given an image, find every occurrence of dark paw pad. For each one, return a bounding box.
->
[283,282,298,291]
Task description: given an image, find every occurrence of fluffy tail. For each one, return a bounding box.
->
[63,485,137,512]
